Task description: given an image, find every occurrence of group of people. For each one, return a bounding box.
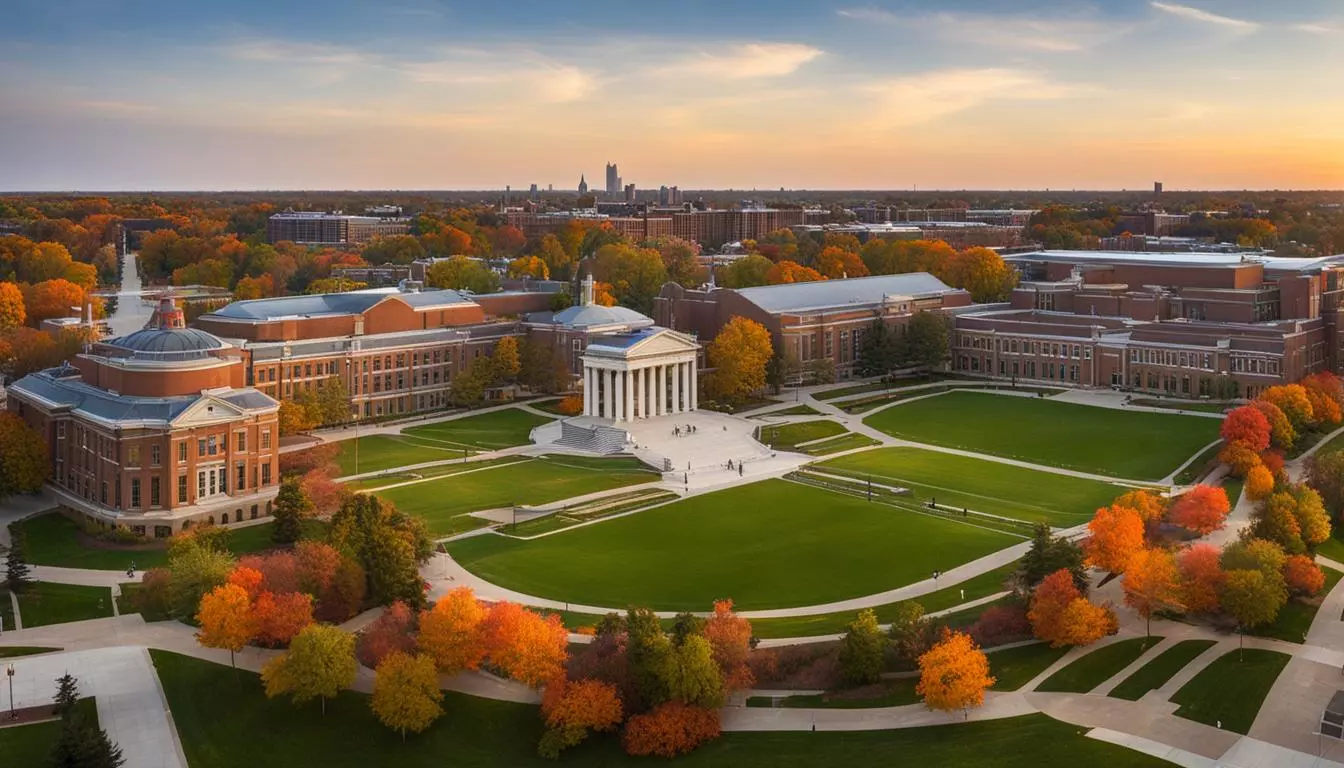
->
[672,424,697,437]
[725,459,744,476]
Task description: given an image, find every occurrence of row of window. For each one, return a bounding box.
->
[1228,357,1280,375]
[1128,348,1218,371]
[962,335,1093,361]
[84,461,273,510]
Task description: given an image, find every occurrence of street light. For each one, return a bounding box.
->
[6,663,15,720]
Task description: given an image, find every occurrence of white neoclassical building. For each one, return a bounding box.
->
[581,327,700,422]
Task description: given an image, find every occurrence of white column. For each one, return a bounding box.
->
[690,359,698,410]
[634,367,644,419]
[604,369,615,420]
[623,370,633,423]
[681,362,690,413]
[653,365,663,416]
[615,370,625,422]
[671,360,682,414]
[583,366,592,416]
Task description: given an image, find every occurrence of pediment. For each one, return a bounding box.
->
[626,330,699,357]
[171,395,247,427]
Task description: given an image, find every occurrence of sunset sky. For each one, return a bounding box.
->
[2,0,1341,191]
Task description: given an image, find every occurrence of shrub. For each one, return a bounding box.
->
[556,395,583,416]
[1283,555,1326,596]
[358,601,417,668]
[968,604,1031,648]
[622,702,720,758]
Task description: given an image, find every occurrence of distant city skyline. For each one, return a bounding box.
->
[1,0,1341,191]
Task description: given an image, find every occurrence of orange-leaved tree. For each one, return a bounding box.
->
[1084,504,1146,573]
[1111,489,1166,524]
[227,566,265,598]
[254,591,315,647]
[814,246,869,279]
[764,260,825,285]
[622,702,721,758]
[1220,405,1271,453]
[196,582,257,668]
[1178,544,1226,614]
[915,629,995,719]
[483,602,569,688]
[1260,384,1314,431]
[1166,485,1231,536]
[703,599,754,692]
[1251,400,1295,452]
[1028,569,1116,647]
[417,586,487,674]
[539,674,624,758]
[1302,373,1344,426]
[1219,442,1262,478]
[1245,464,1275,501]
[1283,554,1326,596]
[1121,548,1184,638]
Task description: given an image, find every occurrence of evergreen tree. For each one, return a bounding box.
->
[271,476,312,545]
[904,312,950,372]
[53,673,80,719]
[1018,523,1087,594]
[857,320,893,377]
[6,521,34,593]
[49,715,126,768]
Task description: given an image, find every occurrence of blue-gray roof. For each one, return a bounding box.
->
[204,289,473,322]
[108,327,227,355]
[543,304,654,330]
[586,327,660,350]
[734,273,959,313]
[7,369,277,426]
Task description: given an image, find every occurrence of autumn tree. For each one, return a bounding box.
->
[838,608,886,685]
[539,676,624,758]
[22,278,86,326]
[1167,485,1231,536]
[1260,384,1314,431]
[1018,522,1087,592]
[1178,544,1225,614]
[271,475,312,545]
[1122,548,1184,637]
[371,651,444,740]
[1305,450,1344,519]
[703,600,754,692]
[425,255,500,294]
[662,635,724,709]
[916,630,995,719]
[507,255,549,280]
[0,281,24,331]
[417,586,487,674]
[1251,400,1296,451]
[262,624,358,714]
[704,316,772,405]
[358,600,417,668]
[167,536,235,618]
[1219,441,1262,478]
[1084,504,1146,573]
[1112,489,1166,525]
[719,253,773,288]
[1245,464,1275,501]
[1221,569,1287,654]
[278,400,317,437]
[328,493,432,608]
[814,246,870,279]
[642,235,702,288]
[590,243,668,313]
[253,591,315,647]
[1283,554,1326,596]
[1220,406,1271,453]
[482,602,568,688]
[227,565,265,599]
[1029,569,1116,647]
[936,247,1018,302]
[622,702,721,758]
[764,260,825,284]
[491,336,522,384]
[0,412,50,497]
[1251,486,1331,553]
[1302,373,1344,426]
[196,583,257,668]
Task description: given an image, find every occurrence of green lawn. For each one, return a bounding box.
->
[447,479,1017,611]
[864,391,1221,480]
[15,582,114,628]
[403,408,553,450]
[755,404,820,417]
[152,649,1172,768]
[334,434,475,476]
[0,698,97,767]
[1170,649,1291,734]
[801,433,882,456]
[346,456,529,491]
[0,646,62,658]
[815,447,1125,527]
[1108,640,1217,701]
[1250,566,1343,643]
[19,513,323,570]
[1036,637,1164,694]
[377,456,657,537]
[747,561,1019,639]
[758,420,847,450]
[988,643,1073,691]
[0,588,13,632]
[748,678,922,708]
[1319,535,1344,565]
[1173,441,1225,485]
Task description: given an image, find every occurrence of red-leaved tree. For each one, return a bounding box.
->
[1167,485,1232,536]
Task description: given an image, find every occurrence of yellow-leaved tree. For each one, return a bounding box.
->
[262,624,358,714]
[704,316,772,406]
[916,630,995,719]
[196,583,256,668]
[371,651,444,740]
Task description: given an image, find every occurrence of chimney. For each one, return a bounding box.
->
[581,274,595,307]
[157,297,185,329]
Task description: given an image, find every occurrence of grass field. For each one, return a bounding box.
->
[376,456,656,537]
[1108,640,1217,701]
[1173,441,1225,485]
[758,420,847,449]
[447,479,1017,611]
[1250,566,1343,643]
[1171,648,1291,734]
[15,582,114,627]
[0,646,61,658]
[1036,637,1163,693]
[815,447,1125,527]
[864,391,1221,480]
[987,643,1073,691]
[1319,534,1344,565]
[748,678,922,709]
[754,404,820,417]
[18,513,322,570]
[403,408,553,450]
[801,433,882,456]
[334,434,477,476]
[0,698,97,767]
[152,650,1171,768]
[747,561,1019,638]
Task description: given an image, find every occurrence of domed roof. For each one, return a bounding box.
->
[107,327,229,356]
[549,304,653,329]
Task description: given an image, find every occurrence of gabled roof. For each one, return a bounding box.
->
[734,273,960,314]
[543,304,654,330]
[204,288,474,323]
[6,369,277,427]
[584,327,699,358]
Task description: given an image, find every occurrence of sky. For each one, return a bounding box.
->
[1,0,1342,191]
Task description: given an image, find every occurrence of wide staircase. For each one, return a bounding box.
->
[553,419,630,455]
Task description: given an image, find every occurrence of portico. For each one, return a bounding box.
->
[581,327,700,422]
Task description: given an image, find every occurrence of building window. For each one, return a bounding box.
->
[236,431,247,452]
[57,422,66,439]
[198,438,207,457]
[130,478,141,508]
[151,477,161,507]
[236,463,246,490]
[178,475,187,504]
[128,446,140,466]
[100,481,108,504]
[207,435,218,455]
[198,471,206,498]
[261,463,272,486]
[178,442,187,463]
[261,429,272,451]
[151,445,161,466]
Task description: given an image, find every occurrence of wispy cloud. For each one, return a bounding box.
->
[839,7,1122,53]
[862,68,1093,128]
[654,43,823,79]
[226,40,375,66]
[399,52,597,103]
[1150,2,1258,31]
[1292,22,1338,35]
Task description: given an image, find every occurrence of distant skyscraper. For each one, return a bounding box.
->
[578,175,588,195]
[529,183,538,200]
[605,162,621,196]
[1154,181,1164,195]
[624,183,636,202]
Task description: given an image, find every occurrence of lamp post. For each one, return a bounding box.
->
[6,663,15,720]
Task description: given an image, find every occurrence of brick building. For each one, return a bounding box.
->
[266,211,411,248]
[6,299,280,536]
